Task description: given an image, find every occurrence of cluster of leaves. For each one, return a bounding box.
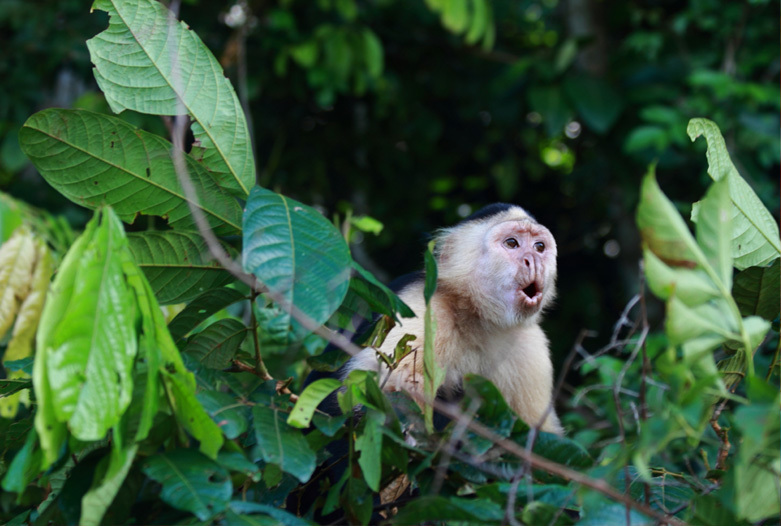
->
[0,1,778,526]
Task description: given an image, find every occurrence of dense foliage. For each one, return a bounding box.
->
[0,1,778,525]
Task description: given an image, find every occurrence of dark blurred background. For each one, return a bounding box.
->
[1,0,778,364]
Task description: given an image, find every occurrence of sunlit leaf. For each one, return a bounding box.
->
[287,378,341,429]
[242,186,351,341]
[143,449,231,521]
[20,109,243,235]
[637,167,705,269]
[35,209,137,448]
[88,0,255,196]
[694,178,733,288]
[688,118,781,269]
[643,249,719,306]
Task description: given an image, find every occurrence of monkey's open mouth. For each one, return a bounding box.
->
[521,282,539,298]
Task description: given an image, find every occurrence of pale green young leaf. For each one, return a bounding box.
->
[243,186,351,341]
[128,231,237,305]
[88,0,255,196]
[442,0,469,34]
[643,249,719,306]
[694,178,733,289]
[40,209,138,443]
[687,118,781,269]
[287,378,341,429]
[665,296,736,346]
[636,167,705,269]
[20,109,243,235]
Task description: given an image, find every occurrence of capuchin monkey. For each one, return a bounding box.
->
[344,202,563,435]
[290,203,562,521]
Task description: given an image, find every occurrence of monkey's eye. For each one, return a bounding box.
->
[533,241,545,252]
[504,238,519,249]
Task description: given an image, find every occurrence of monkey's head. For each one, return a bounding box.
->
[435,204,557,328]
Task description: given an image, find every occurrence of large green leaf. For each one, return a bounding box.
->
[142,450,231,521]
[88,0,255,196]
[35,209,137,446]
[20,109,243,235]
[251,405,316,483]
[643,249,719,306]
[687,118,781,269]
[242,186,351,341]
[128,231,237,305]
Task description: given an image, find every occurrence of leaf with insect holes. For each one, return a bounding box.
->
[19,109,243,235]
[88,0,254,196]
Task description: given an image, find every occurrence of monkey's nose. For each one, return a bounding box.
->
[523,256,532,267]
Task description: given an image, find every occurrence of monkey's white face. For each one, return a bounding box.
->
[476,220,557,325]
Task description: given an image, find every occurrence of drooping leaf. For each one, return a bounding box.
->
[422,241,444,433]
[637,166,706,269]
[687,118,781,269]
[355,409,384,492]
[34,209,138,452]
[79,444,138,526]
[242,186,351,341]
[287,378,341,429]
[732,258,780,321]
[643,249,719,306]
[168,286,247,343]
[251,405,316,483]
[128,231,238,305]
[19,109,243,235]
[183,318,247,369]
[665,296,736,346]
[88,0,255,196]
[143,449,231,521]
[0,426,42,495]
[125,240,224,457]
